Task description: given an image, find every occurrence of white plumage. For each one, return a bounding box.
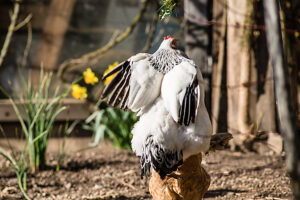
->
[102,36,212,179]
[127,53,163,113]
[131,61,211,161]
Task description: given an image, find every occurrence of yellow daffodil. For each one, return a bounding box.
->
[72,84,87,99]
[103,61,119,85]
[83,68,99,85]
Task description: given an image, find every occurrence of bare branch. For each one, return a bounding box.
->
[0,2,20,67]
[142,0,160,53]
[21,22,32,68]
[14,13,32,31]
[57,0,150,84]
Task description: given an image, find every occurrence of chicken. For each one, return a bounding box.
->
[101,36,212,199]
[149,153,210,200]
[149,133,233,200]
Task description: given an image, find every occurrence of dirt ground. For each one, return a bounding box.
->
[0,138,293,200]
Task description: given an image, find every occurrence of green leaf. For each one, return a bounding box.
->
[89,125,106,147]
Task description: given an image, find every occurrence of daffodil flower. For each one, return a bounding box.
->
[72,84,87,99]
[103,61,119,85]
[83,68,99,85]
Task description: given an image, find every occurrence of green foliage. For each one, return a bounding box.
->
[0,68,76,199]
[83,103,138,150]
[159,0,181,19]
[20,70,68,172]
[1,69,69,172]
[56,120,79,172]
[0,126,30,200]
[0,147,30,199]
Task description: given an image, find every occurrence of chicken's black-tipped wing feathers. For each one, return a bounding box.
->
[101,53,163,112]
[178,78,198,126]
[161,61,200,126]
[101,61,131,108]
[102,61,127,81]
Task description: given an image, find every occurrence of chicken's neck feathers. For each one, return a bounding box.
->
[149,49,195,73]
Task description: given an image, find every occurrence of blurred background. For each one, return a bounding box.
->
[0,0,299,199]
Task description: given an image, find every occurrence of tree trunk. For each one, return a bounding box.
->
[279,0,299,130]
[263,0,299,198]
[226,0,253,150]
[211,0,227,133]
[211,0,278,151]
[184,0,212,113]
[252,0,277,135]
[33,0,76,71]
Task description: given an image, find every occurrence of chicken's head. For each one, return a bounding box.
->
[160,35,178,50]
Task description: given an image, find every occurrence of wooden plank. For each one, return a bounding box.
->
[0,98,90,122]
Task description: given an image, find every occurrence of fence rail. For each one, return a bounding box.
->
[0,98,90,122]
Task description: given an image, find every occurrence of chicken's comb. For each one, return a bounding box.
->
[164,35,174,40]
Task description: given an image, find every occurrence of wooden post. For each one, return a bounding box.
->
[263,0,299,198]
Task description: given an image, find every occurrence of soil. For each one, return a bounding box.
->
[0,138,293,200]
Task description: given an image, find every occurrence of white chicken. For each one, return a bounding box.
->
[101,36,212,180]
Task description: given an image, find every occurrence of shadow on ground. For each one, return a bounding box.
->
[204,189,248,198]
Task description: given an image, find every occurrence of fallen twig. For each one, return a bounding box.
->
[116,178,137,190]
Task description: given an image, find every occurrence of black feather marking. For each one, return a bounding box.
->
[182,91,188,125]
[107,66,130,106]
[191,78,198,123]
[178,105,182,125]
[101,61,131,102]
[112,68,131,107]
[190,89,196,123]
[184,87,192,126]
[101,70,124,99]
[140,136,183,180]
[178,91,188,125]
[120,86,130,110]
[102,61,127,81]
[107,71,127,104]
[178,77,199,126]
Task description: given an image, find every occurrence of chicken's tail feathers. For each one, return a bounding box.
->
[140,136,183,180]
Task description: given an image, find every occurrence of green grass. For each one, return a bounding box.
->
[1,69,70,172]
[20,70,69,172]
[0,125,30,200]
